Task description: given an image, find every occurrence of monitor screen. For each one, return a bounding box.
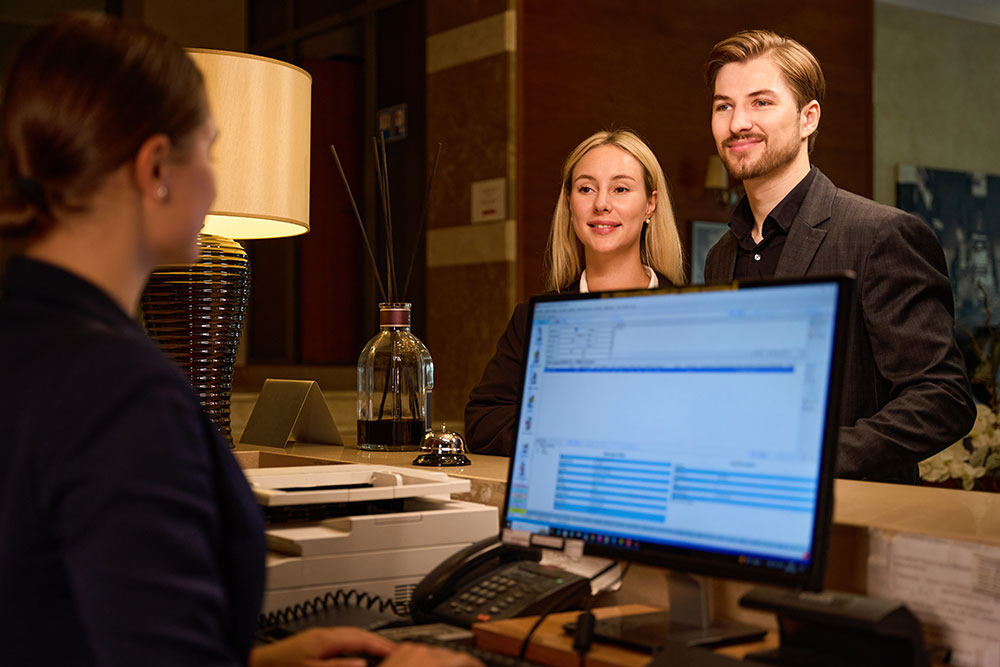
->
[501,276,851,593]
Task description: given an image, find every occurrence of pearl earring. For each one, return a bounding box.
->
[156,185,168,200]
[644,218,651,224]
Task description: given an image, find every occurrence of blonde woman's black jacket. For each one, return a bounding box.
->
[465,272,670,455]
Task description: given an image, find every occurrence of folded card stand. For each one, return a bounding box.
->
[240,379,343,448]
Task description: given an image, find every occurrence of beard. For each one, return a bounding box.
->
[719,131,801,182]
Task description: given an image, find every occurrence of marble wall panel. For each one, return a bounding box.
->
[426,52,509,230]
[427,0,508,35]
[426,261,512,428]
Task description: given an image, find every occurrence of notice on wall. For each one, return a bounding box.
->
[471,177,506,223]
[867,529,1000,667]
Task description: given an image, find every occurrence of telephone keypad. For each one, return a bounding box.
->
[431,560,588,627]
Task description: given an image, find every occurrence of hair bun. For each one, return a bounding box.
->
[13,177,50,216]
[0,173,48,237]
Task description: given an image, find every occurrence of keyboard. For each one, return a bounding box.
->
[406,635,546,667]
[257,623,545,666]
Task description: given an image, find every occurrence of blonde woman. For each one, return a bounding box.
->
[465,129,685,455]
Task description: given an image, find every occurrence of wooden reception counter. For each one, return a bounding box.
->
[234,440,1000,578]
[235,439,1000,640]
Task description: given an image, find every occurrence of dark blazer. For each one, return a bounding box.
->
[704,169,975,481]
[0,257,265,665]
[465,272,670,455]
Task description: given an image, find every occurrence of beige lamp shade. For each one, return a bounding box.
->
[188,49,312,239]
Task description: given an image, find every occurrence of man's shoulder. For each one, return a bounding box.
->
[798,169,900,223]
[824,188,939,253]
[830,187,906,221]
[793,174,919,243]
[807,178,945,277]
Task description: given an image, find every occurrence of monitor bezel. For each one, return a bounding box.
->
[499,273,855,593]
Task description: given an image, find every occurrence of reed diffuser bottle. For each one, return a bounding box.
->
[357,302,433,451]
[330,136,442,452]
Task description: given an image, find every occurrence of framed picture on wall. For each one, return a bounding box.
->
[689,220,730,284]
[897,164,1000,329]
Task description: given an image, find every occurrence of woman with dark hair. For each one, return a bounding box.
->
[465,129,685,455]
[0,12,478,667]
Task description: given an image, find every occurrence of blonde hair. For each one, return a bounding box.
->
[704,29,825,152]
[544,129,685,292]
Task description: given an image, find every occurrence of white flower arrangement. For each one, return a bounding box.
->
[919,285,1000,491]
[919,404,1000,490]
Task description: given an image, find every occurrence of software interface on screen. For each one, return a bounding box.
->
[504,283,840,574]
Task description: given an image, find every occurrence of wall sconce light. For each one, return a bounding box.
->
[705,155,741,207]
[141,50,312,447]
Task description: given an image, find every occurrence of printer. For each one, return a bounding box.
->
[243,463,498,614]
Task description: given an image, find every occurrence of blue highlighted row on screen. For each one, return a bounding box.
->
[672,493,814,512]
[553,502,665,522]
[560,471,669,485]
[545,366,795,373]
[557,484,667,502]
[560,462,672,477]
[676,466,814,483]
[554,487,811,515]
[673,482,811,499]
[561,454,674,468]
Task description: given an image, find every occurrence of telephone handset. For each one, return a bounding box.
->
[411,536,590,627]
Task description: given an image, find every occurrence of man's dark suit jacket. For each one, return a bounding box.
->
[704,169,975,481]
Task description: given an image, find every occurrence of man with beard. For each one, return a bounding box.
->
[702,30,975,483]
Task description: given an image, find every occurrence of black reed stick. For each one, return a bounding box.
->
[402,142,443,301]
[372,141,395,302]
[371,138,393,301]
[376,134,398,301]
[329,144,387,302]
[377,329,395,420]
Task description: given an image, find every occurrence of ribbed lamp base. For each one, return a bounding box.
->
[140,233,250,447]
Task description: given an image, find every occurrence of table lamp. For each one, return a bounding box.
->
[705,154,740,207]
[141,49,312,447]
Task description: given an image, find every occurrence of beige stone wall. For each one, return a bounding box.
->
[425,1,517,426]
[874,3,1000,205]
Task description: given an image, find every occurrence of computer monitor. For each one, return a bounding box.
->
[499,275,853,649]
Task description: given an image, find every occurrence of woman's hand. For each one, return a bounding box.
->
[250,626,394,666]
[249,627,485,667]
[379,642,485,667]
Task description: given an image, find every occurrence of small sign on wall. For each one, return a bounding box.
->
[376,103,407,142]
[471,177,506,223]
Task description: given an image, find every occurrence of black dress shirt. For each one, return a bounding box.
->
[731,167,817,280]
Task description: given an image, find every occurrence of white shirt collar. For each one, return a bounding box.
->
[579,265,657,293]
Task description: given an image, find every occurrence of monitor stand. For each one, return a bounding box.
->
[590,572,766,652]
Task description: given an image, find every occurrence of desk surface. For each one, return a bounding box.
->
[235,441,512,509]
[472,604,775,667]
[234,390,1000,550]
[252,441,512,483]
[241,438,1000,537]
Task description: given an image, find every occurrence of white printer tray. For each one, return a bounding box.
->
[265,497,497,557]
[244,463,470,506]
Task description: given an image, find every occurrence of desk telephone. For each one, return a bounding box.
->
[411,536,590,627]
